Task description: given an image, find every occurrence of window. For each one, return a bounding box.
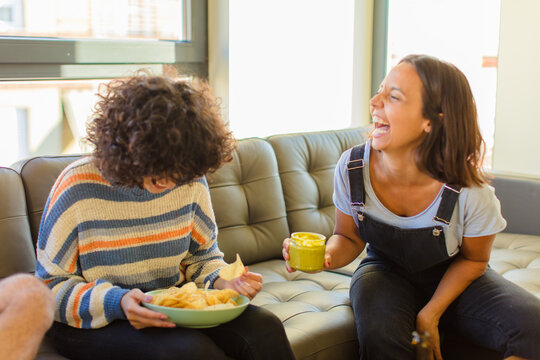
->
[0,0,206,167]
[0,0,206,81]
[1,0,187,41]
[0,79,101,166]
[0,106,28,166]
[386,0,501,168]
[228,0,356,139]
[0,0,23,29]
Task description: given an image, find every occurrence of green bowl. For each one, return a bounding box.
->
[143,290,249,328]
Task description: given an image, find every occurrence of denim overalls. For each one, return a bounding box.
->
[346,144,540,360]
[347,144,460,274]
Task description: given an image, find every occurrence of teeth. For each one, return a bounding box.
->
[372,115,388,126]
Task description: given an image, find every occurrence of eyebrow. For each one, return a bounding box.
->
[390,86,404,94]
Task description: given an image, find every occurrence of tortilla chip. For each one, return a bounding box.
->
[219,254,245,281]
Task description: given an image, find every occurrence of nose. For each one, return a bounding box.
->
[369,93,382,113]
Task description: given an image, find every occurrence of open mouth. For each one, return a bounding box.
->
[374,122,390,130]
[372,116,390,136]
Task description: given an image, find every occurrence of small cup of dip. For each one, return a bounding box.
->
[288,232,326,272]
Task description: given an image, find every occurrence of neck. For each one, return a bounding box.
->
[371,147,433,187]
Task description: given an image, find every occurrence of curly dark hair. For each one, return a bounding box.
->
[85,72,236,187]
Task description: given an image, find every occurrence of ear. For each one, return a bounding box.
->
[422,118,431,134]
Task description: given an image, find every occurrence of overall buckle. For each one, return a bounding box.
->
[351,202,365,221]
[347,158,365,170]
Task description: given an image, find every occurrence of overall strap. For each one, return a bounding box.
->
[432,184,462,236]
[347,144,367,221]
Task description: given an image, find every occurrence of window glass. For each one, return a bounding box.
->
[0,79,102,166]
[387,0,501,168]
[0,70,192,167]
[229,0,355,139]
[0,0,186,41]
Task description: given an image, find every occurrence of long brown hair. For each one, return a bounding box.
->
[400,54,487,187]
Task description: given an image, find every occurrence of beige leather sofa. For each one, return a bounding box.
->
[1,127,539,360]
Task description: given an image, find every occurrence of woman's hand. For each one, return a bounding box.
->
[282,237,296,273]
[120,289,176,330]
[282,237,332,273]
[216,267,263,300]
[416,308,442,360]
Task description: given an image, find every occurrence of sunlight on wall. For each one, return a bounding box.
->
[229,0,355,139]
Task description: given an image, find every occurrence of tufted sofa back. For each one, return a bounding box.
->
[12,156,83,247]
[267,128,368,238]
[207,138,290,265]
[0,128,369,278]
[0,167,36,278]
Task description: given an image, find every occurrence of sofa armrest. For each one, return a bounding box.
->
[490,172,540,236]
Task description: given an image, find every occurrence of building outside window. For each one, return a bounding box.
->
[0,0,204,167]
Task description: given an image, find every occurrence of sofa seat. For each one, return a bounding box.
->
[249,260,358,360]
[0,127,537,360]
[490,232,540,298]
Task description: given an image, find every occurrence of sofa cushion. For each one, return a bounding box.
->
[490,232,540,298]
[0,167,36,278]
[267,128,368,238]
[207,138,290,265]
[12,155,82,246]
[249,259,358,360]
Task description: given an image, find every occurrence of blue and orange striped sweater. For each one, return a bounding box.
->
[36,157,227,329]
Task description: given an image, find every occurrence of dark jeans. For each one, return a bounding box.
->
[350,260,540,360]
[51,305,295,360]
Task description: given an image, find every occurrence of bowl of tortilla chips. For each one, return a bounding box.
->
[143,256,250,328]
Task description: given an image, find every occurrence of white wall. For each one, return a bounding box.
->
[493,0,540,176]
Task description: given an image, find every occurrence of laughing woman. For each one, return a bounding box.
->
[36,73,295,360]
[284,55,540,360]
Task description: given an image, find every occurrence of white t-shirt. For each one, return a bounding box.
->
[332,141,507,256]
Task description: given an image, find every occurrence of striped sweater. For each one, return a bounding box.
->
[36,157,227,329]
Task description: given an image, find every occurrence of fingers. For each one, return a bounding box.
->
[243,271,262,283]
[282,238,291,261]
[284,259,295,273]
[433,334,442,360]
[128,312,176,329]
[235,272,263,299]
[324,253,332,268]
[235,279,260,299]
[122,289,176,329]
[282,238,296,273]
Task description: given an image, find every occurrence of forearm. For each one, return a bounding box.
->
[421,254,488,319]
[183,239,227,287]
[37,250,128,328]
[0,274,55,360]
[213,277,226,290]
[326,233,365,269]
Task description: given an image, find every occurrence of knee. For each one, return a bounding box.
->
[355,318,413,357]
[148,331,226,360]
[1,273,55,329]
[507,317,540,359]
[243,306,287,336]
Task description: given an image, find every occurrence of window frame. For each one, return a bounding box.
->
[371,0,389,96]
[0,0,207,80]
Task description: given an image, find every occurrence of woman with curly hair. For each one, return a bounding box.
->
[36,72,295,360]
